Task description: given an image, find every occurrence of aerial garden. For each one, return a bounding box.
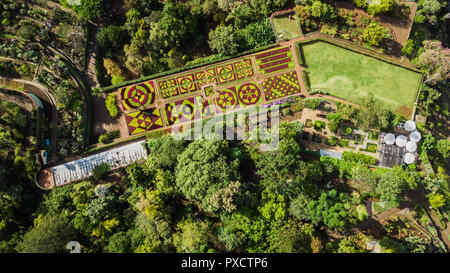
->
[115,45,302,137]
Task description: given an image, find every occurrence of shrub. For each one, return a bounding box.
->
[342,127,352,136]
[306,120,313,128]
[303,98,322,110]
[327,136,338,146]
[342,151,376,165]
[340,139,349,147]
[105,93,118,118]
[98,131,120,144]
[92,163,111,181]
[291,101,303,112]
[283,108,292,115]
[314,120,326,130]
[366,143,377,153]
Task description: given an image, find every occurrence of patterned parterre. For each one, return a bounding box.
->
[125,108,163,135]
[206,58,254,86]
[163,96,214,126]
[157,71,206,99]
[214,82,262,112]
[262,71,301,101]
[255,46,295,75]
[120,81,156,110]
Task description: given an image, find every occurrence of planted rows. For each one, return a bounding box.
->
[255,46,295,75]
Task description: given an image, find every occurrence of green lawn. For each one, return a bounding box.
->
[272,16,302,40]
[300,41,422,117]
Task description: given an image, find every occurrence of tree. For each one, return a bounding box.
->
[240,19,274,50]
[310,1,336,21]
[363,22,389,46]
[175,140,241,213]
[96,25,128,55]
[147,135,187,169]
[268,221,314,253]
[336,238,366,253]
[436,140,450,158]
[208,25,241,56]
[64,0,109,19]
[105,231,131,253]
[92,163,110,181]
[289,192,313,221]
[218,0,237,11]
[421,0,441,15]
[375,170,406,202]
[148,2,197,52]
[172,217,210,253]
[17,20,39,42]
[351,164,378,191]
[85,195,119,225]
[428,193,446,209]
[353,0,368,9]
[17,213,77,253]
[356,93,392,131]
[307,190,350,229]
[416,40,450,84]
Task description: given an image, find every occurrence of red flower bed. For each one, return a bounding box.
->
[260,53,288,64]
[255,47,290,59]
[260,58,291,69]
[264,64,289,74]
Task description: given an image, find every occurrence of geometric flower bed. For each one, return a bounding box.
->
[262,70,301,101]
[120,81,156,110]
[205,58,254,86]
[157,70,206,99]
[215,87,241,113]
[163,96,214,126]
[125,108,163,135]
[237,82,262,106]
[255,46,295,74]
[214,82,263,113]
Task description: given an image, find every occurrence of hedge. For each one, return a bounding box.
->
[342,151,376,165]
[99,43,280,92]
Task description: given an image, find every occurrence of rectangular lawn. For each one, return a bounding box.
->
[272,16,302,40]
[300,41,422,117]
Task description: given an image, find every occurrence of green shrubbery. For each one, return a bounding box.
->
[342,151,376,165]
[98,130,120,144]
[105,93,118,118]
[314,120,326,130]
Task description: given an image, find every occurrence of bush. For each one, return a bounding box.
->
[327,136,338,146]
[314,120,326,130]
[303,98,322,110]
[342,151,376,165]
[105,93,118,118]
[291,101,303,112]
[306,120,313,128]
[366,143,377,153]
[340,138,349,147]
[283,108,292,115]
[98,131,120,144]
[342,127,352,136]
[92,163,111,181]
